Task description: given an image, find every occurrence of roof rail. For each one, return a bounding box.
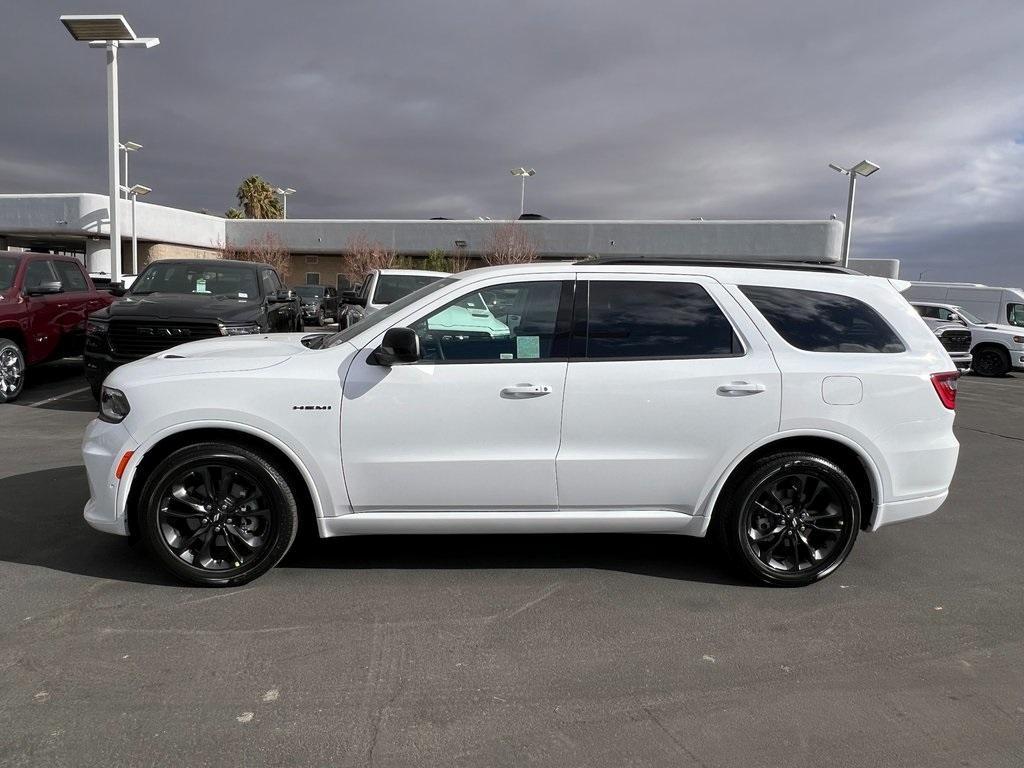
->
[575,255,860,274]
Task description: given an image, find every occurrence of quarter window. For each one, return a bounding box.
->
[410,281,570,362]
[741,285,905,353]
[582,281,740,359]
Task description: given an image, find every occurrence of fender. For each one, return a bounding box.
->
[114,418,333,525]
[692,428,887,537]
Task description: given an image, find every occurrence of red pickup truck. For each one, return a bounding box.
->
[0,252,113,403]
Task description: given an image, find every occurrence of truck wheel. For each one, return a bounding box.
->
[137,441,299,587]
[971,347,1009,377]
[0,339,26,404]
[714,452,860,587]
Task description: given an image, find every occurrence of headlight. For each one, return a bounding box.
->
[220,323,262,336]
[1013,336,1024,344]
[87,319,109,337]
[99,386,131,423]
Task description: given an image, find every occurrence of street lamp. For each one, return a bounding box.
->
[829,159,880,267]
[119,141,142,198]
[121,184,151,275]
[510,168,536,216]
[275,187,296,219]
[60,14,159,284]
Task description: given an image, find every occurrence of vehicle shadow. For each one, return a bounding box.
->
[0,466,748,588]
[20,358,97,413]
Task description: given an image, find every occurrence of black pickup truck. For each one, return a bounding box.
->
[84,258,300,399]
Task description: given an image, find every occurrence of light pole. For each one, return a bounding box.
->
[510,168,536,216]
[828,160,880,267]
[275,187,296,219]
[121,184,151,275]
[119,141,142,198]
[60,14,159,284]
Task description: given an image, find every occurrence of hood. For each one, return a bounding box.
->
[105,332,323,384]
[94,292,263,323]
[968,320,1022,334]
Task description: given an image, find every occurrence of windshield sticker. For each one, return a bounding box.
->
[238,292,248,299]
[195,278,208,293]
[516,335,540,359]
[500,352,514,360]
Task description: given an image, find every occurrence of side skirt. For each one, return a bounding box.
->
[317,509,705,538]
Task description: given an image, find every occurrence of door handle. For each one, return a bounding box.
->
[500,383,552,398]
[717,381,766,396]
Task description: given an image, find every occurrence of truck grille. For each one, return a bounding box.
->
[937,330,971,353]
[108,320,222,358]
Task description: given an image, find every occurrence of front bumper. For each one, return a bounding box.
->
[81,418,139,536]
[948,352,972,368]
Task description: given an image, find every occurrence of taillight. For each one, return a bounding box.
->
[930,371,959,409]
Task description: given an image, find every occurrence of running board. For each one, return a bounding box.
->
[317,510,704,538]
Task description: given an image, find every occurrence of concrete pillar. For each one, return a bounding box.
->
[86,239,112,275]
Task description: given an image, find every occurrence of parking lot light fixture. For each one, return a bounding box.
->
[275,187,296,219]
[119,141,142,198]
[510,168,536,216]
[59,14,160,284]
[121,184,152,275]
[829,160,880,267]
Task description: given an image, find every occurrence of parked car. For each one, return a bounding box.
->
[89,272,138,293]
[294,285,339,326]
[911,301,1024,376]
[0,252,112,403]
[930,325,972,369]
[905,282,1024,328]
[336,268,448,329]
[84,259,301,400]
[82,258,961,587]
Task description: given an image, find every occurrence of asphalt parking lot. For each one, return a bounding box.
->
[1,362,1022,768]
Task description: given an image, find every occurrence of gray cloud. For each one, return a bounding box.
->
[2,0,1023,284]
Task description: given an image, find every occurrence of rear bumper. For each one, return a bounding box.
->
[870,490,949,531]
[81,418,138,536]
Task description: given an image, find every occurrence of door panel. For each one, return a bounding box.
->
[340,274,574,513]
[556,275,782,514]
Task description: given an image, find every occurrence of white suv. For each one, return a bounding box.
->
[83,260,961,587]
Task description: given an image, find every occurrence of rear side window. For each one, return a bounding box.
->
[740,285,905,353]
[583,281,740,359]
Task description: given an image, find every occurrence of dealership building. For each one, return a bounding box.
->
[0,193,897,287]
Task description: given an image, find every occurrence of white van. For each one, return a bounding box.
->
[904,282,1024,328]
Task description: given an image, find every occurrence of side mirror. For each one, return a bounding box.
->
[27,281,63,296]
[342,291,366,307]
[949,314,961,323]
[370,327,420,366]
[271,289,295,303]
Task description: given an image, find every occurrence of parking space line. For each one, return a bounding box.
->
[25,387,91,408]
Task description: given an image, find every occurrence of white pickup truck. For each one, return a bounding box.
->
[336,269,449,329]
[911,301,1024,377]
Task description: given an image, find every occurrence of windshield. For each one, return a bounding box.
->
[951,306,983,324]
[372,273,446,304]
[0,256,16,291]
[327,277,458,347]
[130,262,260,299]
[294,286,323,299]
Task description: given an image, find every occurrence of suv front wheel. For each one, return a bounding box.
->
[137,441,299,586]
[716,452,861,587]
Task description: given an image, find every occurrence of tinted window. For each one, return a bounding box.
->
[53,260,89,292]
[741,285,905,353]
[374,273,446,304]
[0,256,16,290]
[132,262,259,298]
[1007,303,1024,328]
[24,260,57,290]
[411,281,569,362]
[584,281,739,359]
[294,286,323,299]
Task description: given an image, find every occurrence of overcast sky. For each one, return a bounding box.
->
[3,0,1023,283]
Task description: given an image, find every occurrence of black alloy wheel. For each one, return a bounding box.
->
[972,348,1009,377]
[0,339,25,404]
[716,453,860,586]
[138,442,299,586]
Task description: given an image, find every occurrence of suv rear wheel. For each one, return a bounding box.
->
[716,452,861,587]
[0,339,25,404]
[137,441,299,586]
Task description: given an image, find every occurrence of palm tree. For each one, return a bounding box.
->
[236,176,282,219]
[224,207,244,219]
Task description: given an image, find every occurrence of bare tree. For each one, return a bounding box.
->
[340,232,398,283]
[484,222,537,265]
[223,232,291,281]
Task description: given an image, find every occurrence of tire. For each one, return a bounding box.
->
[714,452,861,587]
[971,347,1009,377]
[0,339,26,404]
[137,441,299,587]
